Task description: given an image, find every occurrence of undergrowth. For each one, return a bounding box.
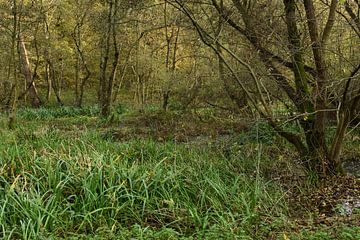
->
[0,106,358,239]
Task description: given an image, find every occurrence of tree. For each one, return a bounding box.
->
[71,0,93,107]
[172,0,360,176]
[7,0,20,129]
[18,37,42,108]
[98,0,121,117]
[161,0,180,110]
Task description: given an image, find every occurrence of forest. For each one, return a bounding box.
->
[0,0,359,239]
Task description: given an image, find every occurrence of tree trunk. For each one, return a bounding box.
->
[162,91,170,110]
[48,61,63,106]
[45,62,51,102]
[303,0,331,175]
[18,38,41,108]
[99,0,119,117]
[8,0,19,129]
[75,52,80,106]
[161,2,180,111]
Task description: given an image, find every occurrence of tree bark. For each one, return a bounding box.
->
[99,0,119,117]
[18,38,41,108]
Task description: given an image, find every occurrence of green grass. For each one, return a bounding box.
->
[16,106,100,120]
[0,107,359,239]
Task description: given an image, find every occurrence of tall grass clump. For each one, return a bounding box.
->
[0,125,286,239]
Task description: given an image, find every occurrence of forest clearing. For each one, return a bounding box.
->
[0,0,360,239]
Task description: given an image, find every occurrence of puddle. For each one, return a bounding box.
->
[337,199,360,216]
[343,159,360,178]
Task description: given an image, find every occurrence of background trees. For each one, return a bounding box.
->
[0,0,359,176]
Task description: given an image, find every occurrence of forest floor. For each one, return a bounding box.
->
[0,106,359,239]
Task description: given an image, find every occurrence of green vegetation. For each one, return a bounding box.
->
[0,107,359,239]
[1,1,359,238]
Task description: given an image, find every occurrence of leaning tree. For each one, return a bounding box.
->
[172,0,360,176]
